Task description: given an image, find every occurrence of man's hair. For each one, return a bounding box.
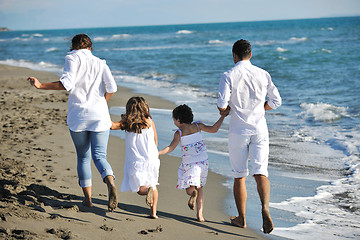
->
[172,104,193,124]
[232,39,251,60]
[71,34,92,51]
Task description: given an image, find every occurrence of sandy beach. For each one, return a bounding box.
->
[0,64,269,240]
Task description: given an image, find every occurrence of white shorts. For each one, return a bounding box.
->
[228,132,269,178]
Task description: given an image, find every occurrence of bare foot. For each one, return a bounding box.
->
[197,214,205,222]
[146,187,154,207]
[108,185,117,212]
[188,189,198,210]
[150,215,158,219]
[82,199,93,208]
[230,216,246,228]
[262,209,273,234]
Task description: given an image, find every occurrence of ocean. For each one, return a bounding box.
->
[1,16,359,239]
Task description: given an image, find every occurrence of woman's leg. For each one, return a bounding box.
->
[89,130,117,211]
[81,186,93,207]
[69,130,92,206]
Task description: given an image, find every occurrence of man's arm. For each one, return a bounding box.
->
[217,73,231,114]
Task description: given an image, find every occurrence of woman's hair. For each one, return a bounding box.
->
[172,104,193,124]
[120,96,152,133]
[70,34,92,51]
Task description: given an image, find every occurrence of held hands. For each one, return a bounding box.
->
[219,106,231,117]
[27,77,41,89]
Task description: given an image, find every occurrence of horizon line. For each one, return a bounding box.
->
[3,15,359,32]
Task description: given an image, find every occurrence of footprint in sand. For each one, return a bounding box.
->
[138,226,163,235]
[100,225,113,232]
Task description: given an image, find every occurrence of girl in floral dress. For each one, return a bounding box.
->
[159,104,229,222]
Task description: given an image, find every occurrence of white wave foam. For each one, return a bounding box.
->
[140,71,176,81]
[208,39,224,44]
[113,72,216,107]
[45,47,59,53]
[253,40,276,46]
[321,48,332,53]
[12,37,30,42]
[176,30,193,34]
[112,34,131,39]
[0,59,62,73]
[276,47,289,52]
[271,154,360,239]
[93,37,106,42]
[289,37,308,42]
[32,33,43,38]
[298,102,349,122]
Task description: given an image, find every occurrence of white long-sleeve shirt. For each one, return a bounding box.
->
[217,60,281,135]
[60,49,117,132]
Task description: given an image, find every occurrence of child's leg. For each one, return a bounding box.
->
[185,186,196,196]
[150,187,158,219]
[186,186,198,210]
[137,186,158,218]
[196,187,205,222]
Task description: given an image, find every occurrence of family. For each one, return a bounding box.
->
[27,34,281,234]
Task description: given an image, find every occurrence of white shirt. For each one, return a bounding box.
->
[60,49,117,132]
[217,60,281,135]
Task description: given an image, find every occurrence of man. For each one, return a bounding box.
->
[217,39,281,234]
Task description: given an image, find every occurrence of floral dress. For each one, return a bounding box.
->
[176,122,209,189]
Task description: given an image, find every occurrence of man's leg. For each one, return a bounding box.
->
[254,174,273,234]
[231,177,247,228]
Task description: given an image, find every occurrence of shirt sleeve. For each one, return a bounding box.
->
[102,62,117,93]
[266,73,282,109]
[59,55,77,91]
[217,72,231,109]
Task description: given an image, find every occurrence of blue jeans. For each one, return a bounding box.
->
[70,130,114,188]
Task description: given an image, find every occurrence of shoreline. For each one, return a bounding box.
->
[0,64,270,239]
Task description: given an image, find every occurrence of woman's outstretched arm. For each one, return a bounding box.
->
[27,77,66,90]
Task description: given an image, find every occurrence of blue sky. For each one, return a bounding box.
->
[1,0,359,30]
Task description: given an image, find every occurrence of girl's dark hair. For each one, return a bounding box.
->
[70,34,92,51]
[232,39,251,60]
[172,104,193,124]
[120,96,152,133]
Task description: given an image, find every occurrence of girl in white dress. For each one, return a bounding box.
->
[111,97,160,219]
[159,104,229,222]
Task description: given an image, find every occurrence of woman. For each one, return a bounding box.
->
[27,33,118,212]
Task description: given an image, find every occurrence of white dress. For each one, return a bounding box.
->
[121,126,160,192]
[176,122,209,189]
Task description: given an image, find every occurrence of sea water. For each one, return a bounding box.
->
[1,16,359,239]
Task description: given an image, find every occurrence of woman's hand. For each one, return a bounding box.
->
[27,77,42,89]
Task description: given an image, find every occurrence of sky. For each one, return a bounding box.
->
[0,0,359,30]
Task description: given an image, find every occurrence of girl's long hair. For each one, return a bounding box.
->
[120,96,151,133]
